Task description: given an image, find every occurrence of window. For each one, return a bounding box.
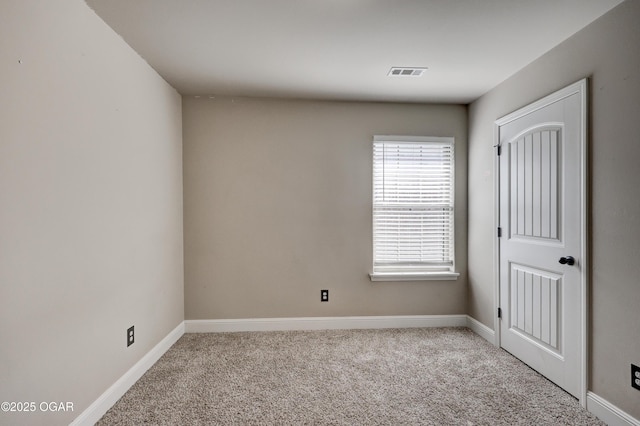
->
[370,136,458,281]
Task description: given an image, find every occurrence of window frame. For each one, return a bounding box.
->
[369,135,459,282]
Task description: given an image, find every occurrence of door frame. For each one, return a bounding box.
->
[493,78,589,406]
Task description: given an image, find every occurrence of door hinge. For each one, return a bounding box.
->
[497,227,502,237]
[496,145,502,156]
[498,307,502,319]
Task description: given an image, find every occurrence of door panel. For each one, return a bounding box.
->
[497,80,587,400]
[510,126,561,241]
[509,263,561,354]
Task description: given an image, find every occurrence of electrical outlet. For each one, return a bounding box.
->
[321,289,329,302]
[127,326,135,347]
[632,364,640,391]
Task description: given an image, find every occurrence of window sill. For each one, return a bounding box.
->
[369,272,460,282]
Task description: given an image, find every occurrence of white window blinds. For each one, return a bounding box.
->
[372,136,455,275]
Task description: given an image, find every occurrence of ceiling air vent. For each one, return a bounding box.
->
[388,67,427,77]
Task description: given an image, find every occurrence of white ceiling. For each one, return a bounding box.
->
[86,0,623,104]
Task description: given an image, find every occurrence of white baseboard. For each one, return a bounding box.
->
[587,391,640,426]
[70,316,640,426]
[185,314,468,333]
[466,316,495,344]
[70,322,185,426]
[69,315,505,426]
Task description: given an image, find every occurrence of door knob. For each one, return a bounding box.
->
[559,256,575,266]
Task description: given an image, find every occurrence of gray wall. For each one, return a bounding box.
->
[183,97,467,319]
[468,0,640,418]
[0,1,184,425]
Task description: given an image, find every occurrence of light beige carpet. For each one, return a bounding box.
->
[97,327,604,425]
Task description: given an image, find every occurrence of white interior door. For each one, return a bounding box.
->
[496,80,587,401]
